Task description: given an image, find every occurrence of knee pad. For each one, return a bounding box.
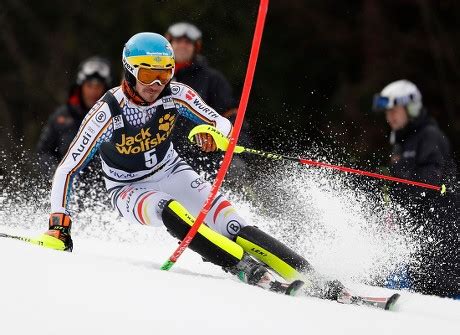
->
[235,226,313,281]
[161,200,243,268]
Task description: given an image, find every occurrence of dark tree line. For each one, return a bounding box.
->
[1,0,459,175]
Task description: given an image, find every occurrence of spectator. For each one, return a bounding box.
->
[36,56,112,177]
[373,79,459,298]
[165,22,250,179]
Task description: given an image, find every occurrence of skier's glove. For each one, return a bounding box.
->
[44,213,73,252]
[194,133,218,153]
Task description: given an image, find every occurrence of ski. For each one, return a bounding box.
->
[338,291,400,311]
[280,278,399,310]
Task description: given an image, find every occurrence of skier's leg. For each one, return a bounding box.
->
[111,183,242,266]
[235,225,346,300]
[235,225,312,280]
[111,183,287,291]
[159,163,248,239]
[159,162,312,277]
[158,164,344,298]
[161,199,298,293]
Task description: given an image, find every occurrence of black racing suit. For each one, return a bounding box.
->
[388,109,459,298]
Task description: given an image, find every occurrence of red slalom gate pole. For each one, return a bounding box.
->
[161,0,270,270]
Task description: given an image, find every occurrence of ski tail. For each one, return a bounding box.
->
[339,291,401,310]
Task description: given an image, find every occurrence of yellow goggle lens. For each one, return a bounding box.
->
[137,67,173,85]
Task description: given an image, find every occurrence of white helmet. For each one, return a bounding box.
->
[373,79,423,118]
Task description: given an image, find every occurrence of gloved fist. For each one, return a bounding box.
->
[194,133,218,152]
[45,213,73,252]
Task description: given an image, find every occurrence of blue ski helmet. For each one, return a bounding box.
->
[122,32,175,86]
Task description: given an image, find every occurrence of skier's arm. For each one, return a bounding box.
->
[170,82,232,137]
[50,100,112,214]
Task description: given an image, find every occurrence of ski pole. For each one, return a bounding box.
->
[0,232,44,246]
[160,0,270,270]
[188,124,447,194]
[0,232,67,250]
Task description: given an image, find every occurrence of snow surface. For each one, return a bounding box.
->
[1,225,458,335]
[1,160,458,334]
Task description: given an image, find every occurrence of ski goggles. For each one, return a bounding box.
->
[372,94,419,112]
[136,67,173,86]
[168,22,202,41]
[81,60,110,79]
[372,95,392,112]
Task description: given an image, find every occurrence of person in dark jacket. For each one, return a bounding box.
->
[373,79,459,298]
[165,22,250,179]
[36,56,112,177]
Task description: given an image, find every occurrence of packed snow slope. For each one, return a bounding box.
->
[1,226,458,335]
[1,159,458,334]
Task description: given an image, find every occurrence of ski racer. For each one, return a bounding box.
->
[39,32,345,299]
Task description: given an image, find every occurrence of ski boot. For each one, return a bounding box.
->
[224,253,304,296]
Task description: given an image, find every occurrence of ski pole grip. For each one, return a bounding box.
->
[188,125,245,153]
[440,184,447,195]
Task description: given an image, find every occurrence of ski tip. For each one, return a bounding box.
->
[286,280,305,296]
[385,293,401,311]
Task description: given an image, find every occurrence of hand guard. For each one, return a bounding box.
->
[194,133,218,152]
[45,213,73,252]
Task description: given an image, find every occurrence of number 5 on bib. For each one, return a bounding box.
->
[144,148,157,168]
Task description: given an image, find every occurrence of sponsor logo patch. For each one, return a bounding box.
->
[190,177,207,189]
[170,85,181,95]
[162,96,175,109]
[185,90,196,101]
[191,98,219,118]
[158,113,175,132]
[71,131,94,161]
[226,220,241,235]
[115,113,176,155]
[95,110,107,123]
[108,168,136,179]
[113,115,124,130]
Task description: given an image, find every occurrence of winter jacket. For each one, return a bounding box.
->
[388,110,459,298]
[389,110,456,187]
[36,86,89,177]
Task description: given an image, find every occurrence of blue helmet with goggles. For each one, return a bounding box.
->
[372,79,423,118]
[122,32,175,87]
